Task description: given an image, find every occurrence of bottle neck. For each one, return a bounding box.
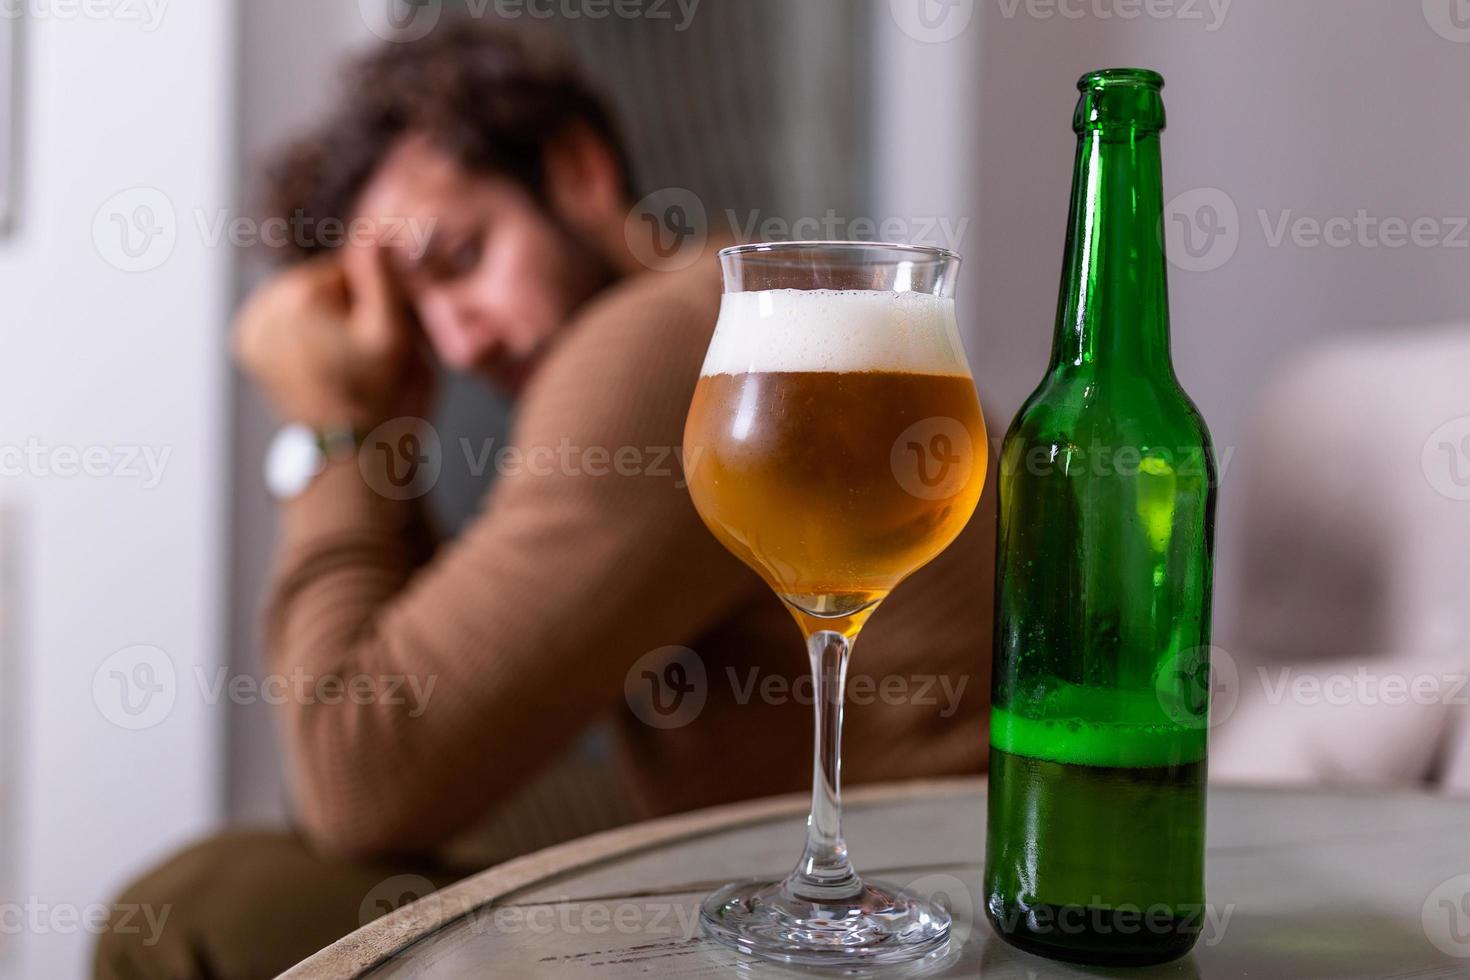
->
[1049,127,1172,378]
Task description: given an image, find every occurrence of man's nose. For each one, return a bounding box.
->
[449,327,501,372]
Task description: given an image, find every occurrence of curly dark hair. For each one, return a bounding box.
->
[264,20,635,264]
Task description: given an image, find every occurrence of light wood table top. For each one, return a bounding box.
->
[283,777,1470,978]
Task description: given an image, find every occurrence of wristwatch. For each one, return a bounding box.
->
[264,424,360,500]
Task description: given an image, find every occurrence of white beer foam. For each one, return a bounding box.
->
[700,289,970,377]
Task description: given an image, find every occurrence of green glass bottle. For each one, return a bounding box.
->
[984,69,1217,967]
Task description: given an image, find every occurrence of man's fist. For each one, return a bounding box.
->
[233,244,433,429]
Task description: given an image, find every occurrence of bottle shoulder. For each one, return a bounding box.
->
[1005,367,1214,456]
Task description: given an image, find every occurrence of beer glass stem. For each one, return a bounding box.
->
[788,628,861,901]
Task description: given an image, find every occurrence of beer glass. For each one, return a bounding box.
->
[683,242,987,965]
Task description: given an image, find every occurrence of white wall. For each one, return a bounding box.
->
[228,0,386,827]
[0,3,232,977]
[877,0,1470,649]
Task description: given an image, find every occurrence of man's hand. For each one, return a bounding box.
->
[233,244,434,430]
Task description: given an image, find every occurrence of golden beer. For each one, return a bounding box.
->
[687,370,986,616]
[684,289,986,623]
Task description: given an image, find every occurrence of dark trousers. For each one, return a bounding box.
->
[93,831,467,980]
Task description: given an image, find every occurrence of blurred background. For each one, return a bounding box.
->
[1,0,1468,975]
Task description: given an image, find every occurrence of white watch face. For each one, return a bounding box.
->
[265,424,326,499]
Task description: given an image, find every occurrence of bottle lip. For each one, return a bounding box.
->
[1077,68,1165,91]
[1074,68,1167,135]
[718,240,960,262]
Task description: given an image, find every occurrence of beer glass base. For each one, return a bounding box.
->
[699,877,951,967]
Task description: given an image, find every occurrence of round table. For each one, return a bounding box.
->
[283,778,1470,978]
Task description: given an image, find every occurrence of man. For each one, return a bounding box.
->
[96,21,993,978]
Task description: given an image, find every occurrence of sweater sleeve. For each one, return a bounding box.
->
[263,268,755,858]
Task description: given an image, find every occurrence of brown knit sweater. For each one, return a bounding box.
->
[266,252,995,859]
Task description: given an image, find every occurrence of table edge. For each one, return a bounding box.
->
[279,776,983,979]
